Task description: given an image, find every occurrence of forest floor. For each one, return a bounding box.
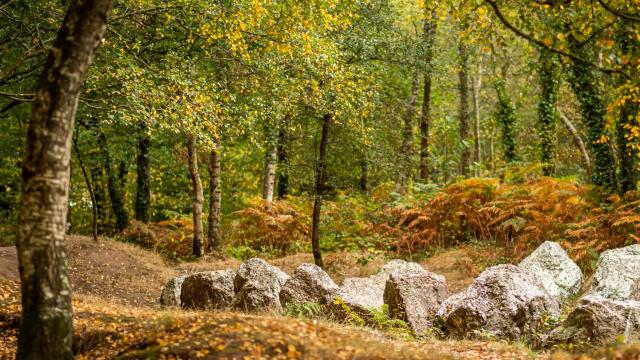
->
[0,236,638,359]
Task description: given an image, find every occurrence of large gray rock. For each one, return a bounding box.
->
[180,270,235,310]
[340,260,425,308]
[160,275,187,307]
[547,294,640,346]
[589,244,640,300]
[280,263,339,307]
[436,264,560,340]
[233,258,289,312]
[384,269,448,335]
[518,241,583,301]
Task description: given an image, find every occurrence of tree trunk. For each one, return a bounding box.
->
[16,0,112,358]
[538,50,560,176]
[472,64,482,176]
[207,134,222,252]
[262,138,277,203]
[276,127,289,199]
[134,121,151,222]
[495,75,518,163]
[187,134,205,257]
[95,121,128,232]
[395,71,420,194]
[457,38,471,177]
[419,11,437,181]
[72,134,98,242]
[360,151,369,193]
[311,114,331,268]
[567,37,616,190]
[558,108,591,178]
[89,150,107,234]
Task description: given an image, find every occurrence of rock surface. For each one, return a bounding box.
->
[280,263,339,307]
[518,241,583,301]
[340,259,425,308]
[547,294,640,346]
[589,244,640,300]
[159,275,187,307]
[180,270,236,310]
[233,258,289,312]
[436,264,560,340]
[384,269,448,335]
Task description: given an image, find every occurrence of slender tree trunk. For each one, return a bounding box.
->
[472,65,482,176]
[72,134,98,242]
[495,75,518,163]
[558,108,591,178]
[360,152,369,193]
[538,50,560,176]
[396,71,420,194]
[419,11,437,181]
[262,139,277,203]
[311,114,331,268]
[135,121,151,222]
[89,150,107,234]
[276,127,289,199]
[16,1,112,358]
[457,38,471,177]
[95,122,128,232]
[207,134,222,252]
[187,134,205,257]
[490,134,496,175]
[567,37,616,190]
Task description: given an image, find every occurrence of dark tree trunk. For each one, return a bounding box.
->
[276,127,289,199]
[419,11,437,181]
[567,37,616,190]
[95,121,128,232]
[187,134,205,257]
[135,121,151,222]
[89,150,107,234]
[396,71,420,194]
[207,134,222,252]
[538,49,560,176]
[16,1,112,358]
[472,64,483,176]
[72,134,98,242]
[311,114,331,268]
[457,37,471,177]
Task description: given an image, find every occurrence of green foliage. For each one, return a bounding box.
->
[285,302,324,319]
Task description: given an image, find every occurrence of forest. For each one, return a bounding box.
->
[1,0,640,359]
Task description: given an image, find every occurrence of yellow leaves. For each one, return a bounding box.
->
[594,134,610,144]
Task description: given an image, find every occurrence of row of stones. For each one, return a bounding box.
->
[160,242,640,346]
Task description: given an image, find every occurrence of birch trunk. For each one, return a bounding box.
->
[207,134,222,252]
[187,134,205,257]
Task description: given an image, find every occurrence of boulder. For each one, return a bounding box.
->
[159,275,187,307]
[233,258,289,312]
[588,244,640,300]
[384,269,448,335]
[518,241,583,301]
[340,259,425,308]
[180,270,235,310]
[436,264,560,340]
[547,294,640,346]
[280,263,340,307]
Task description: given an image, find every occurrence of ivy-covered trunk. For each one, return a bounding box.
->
[420,10,437,181]
[567,38,616,190]
[537,49,560,176]
[311,113,331,268]
[495,75,518,163]
[457,37,471,177]
[135,121,151,222]
[16,0,112,358]
[207,133,222,252]
[187,134,205,257]
[396,71,419,194]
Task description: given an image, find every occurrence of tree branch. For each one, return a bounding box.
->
[597,0,640,22]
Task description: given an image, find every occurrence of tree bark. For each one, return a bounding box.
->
[187,134,205,257]
[395,71,420,194]
[207,134,222,252]
[419,11,437,181]
[276,127,289,199]
[262,138,277,203]
[311,114,331,268]
[16,0,112,358]
[134,121,151,222]
[72,133,98,242]
[89,148,107,234]
[558,108,591,178]
[495,75,518,163]
[538,49,560,176]
[472,65,482,176]
[457,37,471,177]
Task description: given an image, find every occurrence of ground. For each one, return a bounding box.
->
[0,236,638,359]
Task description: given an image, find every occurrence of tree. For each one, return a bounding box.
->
[457,32,471,177]
[537,49,560,176]
[311,114,332,268]
[187,134,205,257]
[208,132,222,252]
[15,0,112,358]
[135,121,151,223]
[396,72,419,193]
[420,8,437,181]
